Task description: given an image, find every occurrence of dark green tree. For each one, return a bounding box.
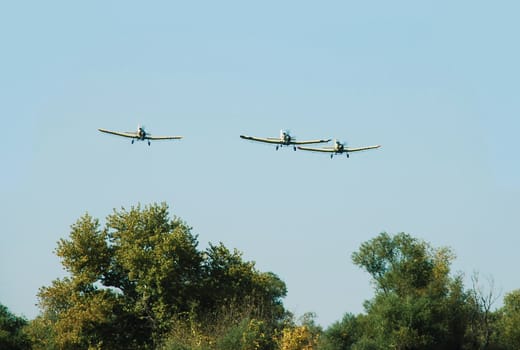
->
[496,290,520,349]
[320,313,362,350]
[0,303,30,350]
[160,243,287,350]
[464,273,502,350]
[200,243,287,325]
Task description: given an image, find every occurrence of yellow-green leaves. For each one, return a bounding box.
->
[37,202,288,349]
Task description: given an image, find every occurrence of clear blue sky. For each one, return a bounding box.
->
[1,1,519,327]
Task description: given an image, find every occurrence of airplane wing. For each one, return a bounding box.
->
[297,146,336,153]
[98,128,138,138]
[145,135,183,140]
[240,135,282,144]
[345,145,381,152]
[292,138,331,145]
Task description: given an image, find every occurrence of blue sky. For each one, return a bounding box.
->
[1,1,519,326]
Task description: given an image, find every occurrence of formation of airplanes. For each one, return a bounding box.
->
[98,126,381,158]
[240,130,380,158]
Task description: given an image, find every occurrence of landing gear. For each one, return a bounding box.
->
[131,139,135,144]
[148,140,151,146]
[330,154,334,159]
[276,145,279,151]
[346,153,349,158]
[293,146,297,151]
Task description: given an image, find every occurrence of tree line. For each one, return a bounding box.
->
[2,202,520,349]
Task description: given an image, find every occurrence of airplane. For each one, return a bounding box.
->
[297,139,381,158]
[98,125,183,146]
[240,129,331,151]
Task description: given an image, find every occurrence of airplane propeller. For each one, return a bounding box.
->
[281,129,293,139]
[279,129,298,150]
[330,140,348,158]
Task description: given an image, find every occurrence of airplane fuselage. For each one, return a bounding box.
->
[275,130,296,150]
[137,127,146,140]
[280,130,293,145]
[334,141,344,153]
[130,126,150,145]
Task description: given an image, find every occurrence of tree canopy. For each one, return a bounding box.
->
[343,233,472,349]
[0,303,30,350]
[33,203,287,349]
[19,209,520,349]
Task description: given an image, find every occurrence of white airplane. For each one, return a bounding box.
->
[240,130,331,151]
[98,125,183,146]
[298,139,381,158]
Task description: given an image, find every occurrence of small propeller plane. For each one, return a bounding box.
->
[298,139,381,158]
[98,125,183,146]
[240,129,331,151]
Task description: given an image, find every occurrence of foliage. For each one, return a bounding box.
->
[23,315,59,350]
[317,233,517,350]
[495,290,520,349]
[319,313,362,350]
[351,232,455,297]
[0,303,30,350]
[200,242,287,326]
[278,325,319,350]
[35,203,287,349]
[24,214,520,349]
[349,232,470,349]
[159,306,278,350]
[464,273,502,350]
[277,312,321,350]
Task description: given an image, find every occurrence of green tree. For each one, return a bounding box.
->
[496,290,520,349]
[23,315,58,350]
[36,202,287,349]
[37,204,208,348]
[0,303,30,350]
[158,243,287,350]
[200,243,287,325]
[320,313,362,350]
[350,232,470,350]
[464,273,502,350]
[103,204,203,337]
